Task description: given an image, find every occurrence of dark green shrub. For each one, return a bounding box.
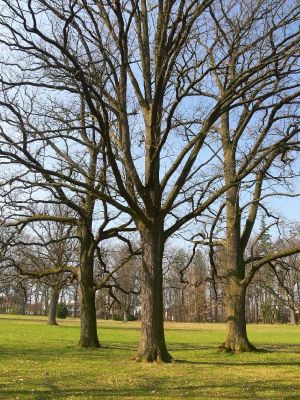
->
[112,314,123,321]
[57,303,68,319]
[127,314,137,321]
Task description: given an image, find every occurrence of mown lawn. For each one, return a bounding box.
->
[0,315,299,400]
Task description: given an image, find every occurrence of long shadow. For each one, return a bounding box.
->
[0,345,116,362]
[1,340,299,361]
[101,344,137,351]
[174,359,300,367]
[96,325,141,332]
[169,342,300,353]
[168,343,217,351]
[261,344,300,353]
[1,379,300,400]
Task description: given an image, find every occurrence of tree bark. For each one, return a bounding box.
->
[222,145,256,352]
[222,279,256,352]
[78,224,100,348]
[290,307,298,325]
[123,310,128,322]
[47,287,60,325]
[136,225,172,362]
[73,283,79,318]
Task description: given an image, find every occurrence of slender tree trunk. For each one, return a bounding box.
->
[20,301,26,315]
[78,225,100,348]
[123,310,128,323]
[20,288,27,315]
[44,288,49,317]
[47,287,60,325]
[136,225,172,362]
[73,283,79,318]
[222,279,256,352]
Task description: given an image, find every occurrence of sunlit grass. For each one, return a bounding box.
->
[0,315,299,399]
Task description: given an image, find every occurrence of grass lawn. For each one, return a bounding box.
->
[0,315,299,400]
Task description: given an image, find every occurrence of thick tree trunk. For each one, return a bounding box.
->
[290,308,298,325]
[47,287,60,325]
[78,225,100,348]
[222,145,256,352]
[222,279,256,352]
[136,226,172,362]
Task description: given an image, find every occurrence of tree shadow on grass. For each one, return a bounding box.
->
[99,343,138,351]
[1,340,299,364]
[261,344,300,353]
[174,359,300,367]
[169,342,300,354]
[167,343,217,351]
[97,325,141,332]
[0,344,115,362]
[1,378,300,400]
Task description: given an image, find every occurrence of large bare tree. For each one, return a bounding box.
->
[0,93,134,348]
[0,0,220,362]
[0,0,299,361]
[204,0,300,351]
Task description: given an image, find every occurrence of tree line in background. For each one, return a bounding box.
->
[1,218,299,324]
[0,0,299,362]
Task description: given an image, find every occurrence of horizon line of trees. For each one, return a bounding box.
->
[1,226,299,325]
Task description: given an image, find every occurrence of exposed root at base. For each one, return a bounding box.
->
[218,342,258,353]
[134,353,173,363]
[79,342,101,349]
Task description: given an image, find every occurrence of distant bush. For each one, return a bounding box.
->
[10,306,21,315]
[127,314,137,321]
[112,313,137,321]
[57,303,68,319]
[112,314,123,321]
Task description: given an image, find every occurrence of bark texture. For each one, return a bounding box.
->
[47,287,60,325]
[78,225,100,348]
[222,279,256,352]
[290,308,298,325]
[136,226,172,362]
[222,139,255,352]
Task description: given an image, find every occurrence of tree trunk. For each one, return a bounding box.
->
[290,307,298,325]
[20,288,26,315]
[222,147,256,352]
[47,287,60,325]
[222,279,256,352]
[123,310,128,323]
[73,283,79,318]
[44,288,49,317]
[136,225,172,362]
[78,225,100,348]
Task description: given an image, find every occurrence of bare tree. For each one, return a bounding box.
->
[0,206,77,322]
[0,0,220,362]
[0,0,300,361]
[0,87,136,348]
[164,248,209,322]
[188,0,300,351]
[107,244,141,322]
[266,235,300,325]
[29,216,78,325]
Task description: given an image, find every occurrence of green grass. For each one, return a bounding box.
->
[0,315,299,400]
